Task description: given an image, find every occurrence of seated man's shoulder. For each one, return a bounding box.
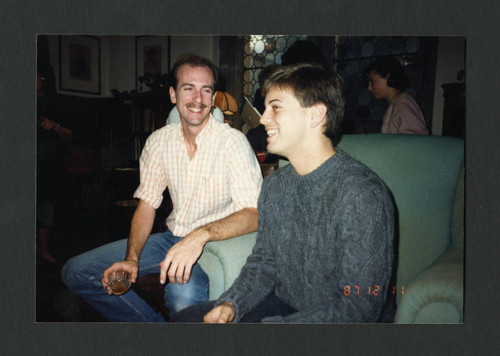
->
[145,124,178,147]
[216,122,246,138]
[152,123,177,137]
[336,152,391,198]
[214,123,254,150]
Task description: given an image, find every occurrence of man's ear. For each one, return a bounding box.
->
[310,102,327,129]
[169,86,177,104]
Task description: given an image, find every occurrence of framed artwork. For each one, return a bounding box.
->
[58,35,101,94]
[135,35,170,91]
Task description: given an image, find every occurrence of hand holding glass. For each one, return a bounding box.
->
[105,271,131,295]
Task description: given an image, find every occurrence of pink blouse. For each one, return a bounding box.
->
[381,92,429,135]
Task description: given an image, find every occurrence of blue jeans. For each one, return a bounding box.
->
[61,231,209,322]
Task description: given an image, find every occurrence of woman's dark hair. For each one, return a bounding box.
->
[262,63,345,143]
[364,57,408,91]
[169,53,218,90]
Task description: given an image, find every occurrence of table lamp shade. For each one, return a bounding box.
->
[215,91,238,115]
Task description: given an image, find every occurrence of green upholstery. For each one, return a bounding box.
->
[198,232,257,300]
[198,134,464,323]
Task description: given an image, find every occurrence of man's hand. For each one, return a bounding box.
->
[203,301,236,323]
[39,117,57,131]
[101,260,139,295]
[159,228,208,285]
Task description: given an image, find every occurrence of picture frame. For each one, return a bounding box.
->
[135,35,170,91]
[58,35,101,94]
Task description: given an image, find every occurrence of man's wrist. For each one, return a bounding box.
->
[124,256,139,264]
[54,123,60,131]
[191,225,213,244]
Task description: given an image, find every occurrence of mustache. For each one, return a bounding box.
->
[186,103,208,109]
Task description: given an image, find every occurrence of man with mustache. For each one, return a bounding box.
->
[62,54,262,322]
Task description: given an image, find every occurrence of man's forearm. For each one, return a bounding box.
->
[195,207,258,244]
[125,200,156,263]
[56,125,73,142]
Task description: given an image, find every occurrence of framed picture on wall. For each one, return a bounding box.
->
[59,35,101,94]
[135,35,170,91]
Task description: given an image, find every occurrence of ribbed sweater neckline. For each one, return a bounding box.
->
[288,149,346,184]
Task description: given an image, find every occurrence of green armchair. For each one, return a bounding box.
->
[198,134,464,323]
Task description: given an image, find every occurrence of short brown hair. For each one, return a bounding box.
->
[262,63,345,142]
[170,53,218,90]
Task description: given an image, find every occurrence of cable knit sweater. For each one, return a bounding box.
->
[217,149,396,323]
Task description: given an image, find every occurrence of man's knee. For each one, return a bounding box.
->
[164,279,209,315]
[61,255,96,291]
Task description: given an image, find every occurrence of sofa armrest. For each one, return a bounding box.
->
[394,246,464,323]
[198,232,257,300]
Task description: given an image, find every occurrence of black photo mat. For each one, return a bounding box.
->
[2,0,499,354]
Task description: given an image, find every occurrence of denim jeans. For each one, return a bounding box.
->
[61,231,209,322]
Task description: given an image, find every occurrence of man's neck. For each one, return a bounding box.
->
[288,137,336,176]
[181,116,210,158]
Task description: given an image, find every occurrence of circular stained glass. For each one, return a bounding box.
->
[375,40,389,55]
[275,52,283,64]
[345,92,356,106]
[406,37,420,52]
[244,83,253,96]
[346,43,360,58]
[390,37,405,54]
[244,42,253,54]
[360,58,373,74]
[346,61,359,75]
[357,90,372,106]
[344,76,360,91]
[265,53,275,65]
[254,54,265,67]
[244,70,253,83]
[244,55,253,68]
[276,37,287,51]
[265,39,276,52]
[254,40,265,54]
[254,69,261,84]
[361,42,374,57]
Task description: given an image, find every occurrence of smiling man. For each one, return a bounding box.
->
[171,63,396,323]
[62,54,262,322]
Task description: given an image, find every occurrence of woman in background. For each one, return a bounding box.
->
[365,58,429,135]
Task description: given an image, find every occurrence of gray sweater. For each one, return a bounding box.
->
[218,149,396,323]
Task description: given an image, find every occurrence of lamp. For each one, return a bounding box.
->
[214,91,238,115]
[215,91,239,127]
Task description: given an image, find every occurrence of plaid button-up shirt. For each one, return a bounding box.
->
[134,116,263,237]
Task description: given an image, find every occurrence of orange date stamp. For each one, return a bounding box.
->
[343,285,405,296]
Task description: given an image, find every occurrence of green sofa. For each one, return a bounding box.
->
[198,134,464,323]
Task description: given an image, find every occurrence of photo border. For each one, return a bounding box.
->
[2,0,499,354]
